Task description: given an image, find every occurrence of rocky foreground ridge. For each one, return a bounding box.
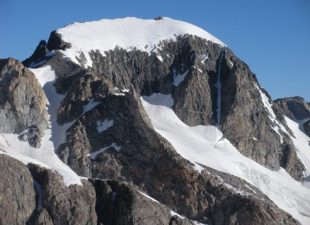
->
[0,17,310,225]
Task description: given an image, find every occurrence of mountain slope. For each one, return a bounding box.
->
[1,17,309,225]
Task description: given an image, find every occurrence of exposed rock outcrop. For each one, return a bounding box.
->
[23,40,49,67]
[27,164,97,225]
[0,58,48,147]
[0,155,36,225]
[275,96,310,121]
[91,179,195,225]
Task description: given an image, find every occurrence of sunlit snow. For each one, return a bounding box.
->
[56,17,225,67]
[141,93,310,225]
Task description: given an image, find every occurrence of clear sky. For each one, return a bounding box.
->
[1,0,309,101]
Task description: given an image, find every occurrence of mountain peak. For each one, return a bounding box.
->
[52,17,225,67]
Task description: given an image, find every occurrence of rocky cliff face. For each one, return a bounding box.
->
[275,97,310,121]
[0,17,309,225]
[0,58,48,147]
[275,96,310,138]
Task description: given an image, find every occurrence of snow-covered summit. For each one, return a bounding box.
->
[56,17,225,67]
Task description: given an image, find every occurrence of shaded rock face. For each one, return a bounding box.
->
[23,40,49,67]
[218,50,304,179]
[275,96,310,121]
[90,177,298,225]
[27,164,97,225]
[0,58,48,147]
[91,179,195,225]
[0,155,36,225]
[304,120,310,137]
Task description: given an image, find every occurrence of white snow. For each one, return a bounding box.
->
[0,65,82,186]
[121,88,130,93]
[173,69,188,86]
[254,84,289,143]
[56,17,225,67]
[157,55,163,62]
[170,210,184,219]
[285,117,310,179]
[83,100,100,113]
[88,143,121,160]
[200,53,208,64]
[96,119,114,133]
[112,87,128,96]
[138,191,160,203]
[141,93,310,225]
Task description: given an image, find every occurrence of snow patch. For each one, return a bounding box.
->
[138,191,160,203]
[285,117,310,179]
[141,93,310,225]
[56,17,225,67]
[170,210,184,219]
[200,53,208,64]
[88,143,121,160]
[254,84,289,143]
[83,100,100,113]
[96,119,114,133]
[173,69,188,86]
[157,55,163,62]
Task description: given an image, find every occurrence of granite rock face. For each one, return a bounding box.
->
[0,58,48,147]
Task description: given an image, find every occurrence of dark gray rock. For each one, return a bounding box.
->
[0,155,36,225]
[218,49,304,180]
[23,40,49,67]
[91,179,195,225]
[28,164,97,225]
[47,30,71,51]
[275,96,310,121]
[18,125,43,148]
[0,58,48,147]
[30,209,54,225]
[304,120,310,137]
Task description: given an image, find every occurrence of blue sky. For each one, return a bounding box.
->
[1,0,309,100]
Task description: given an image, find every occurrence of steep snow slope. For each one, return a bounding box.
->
[56,17,225,67]
[286,117,310,180]
[0,66,81,186]
[141,93,310,225]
